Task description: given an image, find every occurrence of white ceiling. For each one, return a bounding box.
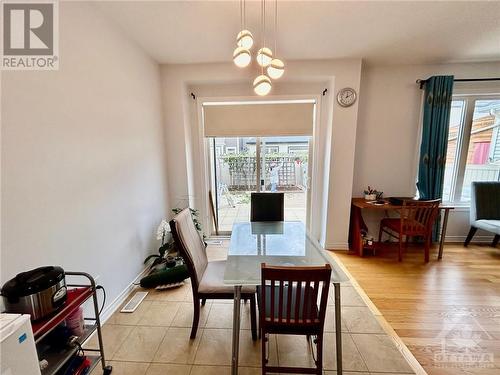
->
[94,1,500,65]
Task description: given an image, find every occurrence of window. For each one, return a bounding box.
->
[443,96,500,203]
[209,136,310,233]
[225,146,237,154]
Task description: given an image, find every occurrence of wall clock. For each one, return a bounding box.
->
[337,87,357,107]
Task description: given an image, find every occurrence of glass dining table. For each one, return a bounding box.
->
[224,221,349,375]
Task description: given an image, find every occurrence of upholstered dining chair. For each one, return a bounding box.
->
[378,199,441,262]
[170,208,257,340]
[258,263,331,375]
[250,192,284,222]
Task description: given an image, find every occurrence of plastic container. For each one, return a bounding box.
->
[65,307,84,337]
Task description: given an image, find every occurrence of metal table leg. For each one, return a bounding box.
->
[438,208,450,260]
[334,282,342,375]
[231,285,242,375]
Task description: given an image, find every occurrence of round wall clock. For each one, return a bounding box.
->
[337,87,357,107]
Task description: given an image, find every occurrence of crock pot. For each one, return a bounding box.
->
[1,266,67,321]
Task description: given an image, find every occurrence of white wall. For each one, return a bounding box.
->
[354,61,500,241]
[1,2,168,311]
[160,59,362,248]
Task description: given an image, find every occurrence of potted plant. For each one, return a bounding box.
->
[172,208,202,232]
[143,219,175,268]
[364,186,383,201]
[143,208,203,268]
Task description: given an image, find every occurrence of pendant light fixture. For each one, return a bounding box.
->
[256,47,273,67]
[233,46,251,68]
[267,0,285,79]
[256,0,273,67]
[233,0,252,68]
[253,74,272,96]
[237,30,253,50]
[254,0,272,95]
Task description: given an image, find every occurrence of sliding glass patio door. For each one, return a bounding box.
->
[209,136,311,234]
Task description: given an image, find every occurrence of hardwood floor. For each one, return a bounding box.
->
[334,242,500,375]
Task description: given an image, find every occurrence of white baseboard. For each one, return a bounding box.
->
[99,266,151,324]
[444,235,495,243]
[325,242,349,250]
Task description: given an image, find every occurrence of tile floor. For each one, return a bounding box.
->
[87,242,416,375]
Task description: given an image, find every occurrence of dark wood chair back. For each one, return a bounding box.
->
[260,263,331,330]
[251,193,284,222]
[400,199,441,236]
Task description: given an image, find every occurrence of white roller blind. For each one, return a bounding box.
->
[203,102,314,137]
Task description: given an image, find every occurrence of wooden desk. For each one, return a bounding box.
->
[349,198,454,260]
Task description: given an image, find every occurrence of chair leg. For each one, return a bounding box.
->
[464,227,477,247]
[201,298,206,306]
[424,235,430,263]
[492,235,499,247]
[315,334,323,375]
[190,298,200,339]
[398,235,403,262]
[250,294,257,341]
[261,333,267,375]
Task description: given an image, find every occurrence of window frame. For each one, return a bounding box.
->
[445,93,500,204]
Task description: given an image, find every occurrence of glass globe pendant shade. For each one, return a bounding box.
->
[236,30,254,49]
[233,46,251,68]
[253,74,272,96]
[267,58,285,79]
[256,47,273,67]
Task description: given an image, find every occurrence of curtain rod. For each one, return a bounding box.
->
[416,77,500,89]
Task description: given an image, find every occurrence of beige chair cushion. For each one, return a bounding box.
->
[174,209,208,283]
[198,260,256,294]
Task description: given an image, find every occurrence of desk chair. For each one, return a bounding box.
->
[378,199,440,262]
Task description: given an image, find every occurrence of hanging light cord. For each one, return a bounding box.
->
[263,0,266,49]
[243,0,246,31]
[274,0,278,56]
[261,0,264,74]
[240,0,243,36]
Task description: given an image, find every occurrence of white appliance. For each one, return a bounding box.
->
[0,313,41,375]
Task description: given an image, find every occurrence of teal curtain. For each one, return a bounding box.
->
[417,75,454,240]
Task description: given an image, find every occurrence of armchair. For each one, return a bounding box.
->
[464,181,500,247]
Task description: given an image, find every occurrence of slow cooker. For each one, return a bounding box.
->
[1,266,67,321]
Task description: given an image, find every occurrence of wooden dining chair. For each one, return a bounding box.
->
[170,208,257,339]
[378,199,441,262]
[251,192,284,222]
[258,263,331,375]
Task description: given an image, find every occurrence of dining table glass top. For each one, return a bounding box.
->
[223,221,349,286]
